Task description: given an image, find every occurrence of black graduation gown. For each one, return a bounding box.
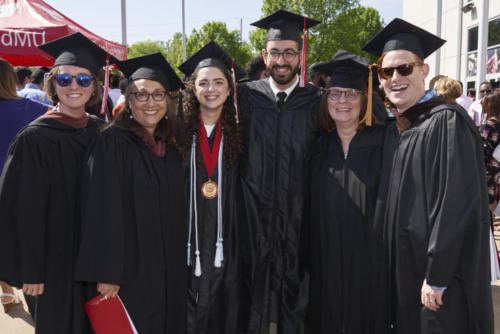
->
[0,116,103,334]
[377,99,493,334]
[237,79,322,334]
[186,125,242,334]
[75,126,187,334]
[306,125,386,334]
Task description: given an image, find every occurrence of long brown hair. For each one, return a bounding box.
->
[105,81,178,144]
[0,59,21,100]
[482,92,500,120]
[180,66,241,170]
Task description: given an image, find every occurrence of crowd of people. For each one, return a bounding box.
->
[0,9,497,334]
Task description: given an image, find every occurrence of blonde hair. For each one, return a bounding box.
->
[434,76,462,102]
[0,59,21,100]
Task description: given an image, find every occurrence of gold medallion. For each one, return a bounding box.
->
[201,180,218,199]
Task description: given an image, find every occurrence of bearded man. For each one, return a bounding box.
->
[237,9,322,334]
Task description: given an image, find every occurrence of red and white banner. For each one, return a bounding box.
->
[0,0,127,66]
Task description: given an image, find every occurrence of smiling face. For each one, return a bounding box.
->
[262,40,301,90]
[55,65,95,115]
[327,87,363,128]
[129,79,168,135]
[194,66,230,117]
[379,50,429,113]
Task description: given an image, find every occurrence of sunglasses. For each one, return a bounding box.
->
[54,74,94,87]
[378,62,424,79]
[480,89,492,94]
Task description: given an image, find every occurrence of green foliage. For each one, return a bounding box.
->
[311,6,384,63]
[187,22,252,69]
[125,2,385,76]
[249,29,266,53]
[127,40,168,59]
[127,22,253,77]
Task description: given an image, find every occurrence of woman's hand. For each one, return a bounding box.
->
[22,283,44,296]
[97,283,120,298]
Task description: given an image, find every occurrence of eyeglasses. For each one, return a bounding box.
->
[265,50,299,62]
[327,89,361,101]
[377,62,424,79]
[480,89,492,94]
[131,91,167,102]
[54,74,94,87]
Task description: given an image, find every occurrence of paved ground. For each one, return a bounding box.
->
[3,231,500,333]
[0,291,33,334]
[3,285,500,333]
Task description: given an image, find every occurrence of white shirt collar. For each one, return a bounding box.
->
[268,75,299,101]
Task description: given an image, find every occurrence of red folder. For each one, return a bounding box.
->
[84,295,138,334]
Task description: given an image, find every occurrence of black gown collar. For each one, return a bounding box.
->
[394,97,447,131]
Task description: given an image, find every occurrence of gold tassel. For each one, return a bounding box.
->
[364,64,373,126]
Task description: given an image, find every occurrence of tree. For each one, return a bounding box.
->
[253,0,384,63]
[187,21,253,71]
[127,40,168,58]
[164,32,185,76]
[127,22,253,77]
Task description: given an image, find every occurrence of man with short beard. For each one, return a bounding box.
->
[237,9,321,334]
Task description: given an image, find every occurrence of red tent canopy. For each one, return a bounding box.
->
[0,0,127,66]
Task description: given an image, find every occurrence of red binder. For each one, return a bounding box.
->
[84,295,138,334]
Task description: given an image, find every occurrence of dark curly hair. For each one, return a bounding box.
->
[104,81,178,145]
[180,66,241,170]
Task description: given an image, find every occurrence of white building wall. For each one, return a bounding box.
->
[402,0,500,91]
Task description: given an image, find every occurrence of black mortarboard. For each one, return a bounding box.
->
[38,32,118,75]
[119,52,184,92]
[250,9,320,45]
[309,62,326,76]
[178,41,246,80]
[322,49,370,91]
[362,18,446,60]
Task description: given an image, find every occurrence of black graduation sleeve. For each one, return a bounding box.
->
[0,131,49,284]
[75,129,129,284]
[424,108,489,286]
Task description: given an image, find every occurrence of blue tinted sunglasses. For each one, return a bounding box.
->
[54,74,94,87]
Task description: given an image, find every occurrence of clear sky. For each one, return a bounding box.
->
[42,0,402,45]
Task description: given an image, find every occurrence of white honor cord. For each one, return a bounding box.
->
[187,140,193,267]
[188,135,202,276]
[214,136,224,267]
[187,134,225,276]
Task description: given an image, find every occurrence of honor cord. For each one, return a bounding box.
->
[214,136,224,267]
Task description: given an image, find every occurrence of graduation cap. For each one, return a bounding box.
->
[251,9,321,87]
[250,9,320,45]
[309,62,327,77]
[118,52,184,92]
[38,32,118,75]
[323,49,374,126]
[178,41,246,80]
[362,18,446,60]
[323,51,369,91]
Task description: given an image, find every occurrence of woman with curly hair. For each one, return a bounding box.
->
[178,41,246,334]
